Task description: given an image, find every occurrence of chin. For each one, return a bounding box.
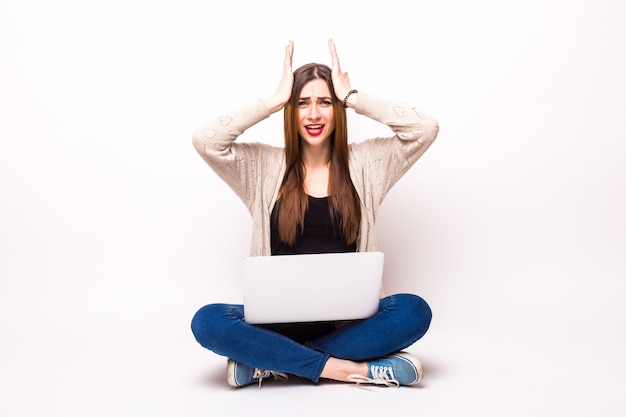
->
[303,136,331,147]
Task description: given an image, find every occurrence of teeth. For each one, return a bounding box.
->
[307,125,323,129]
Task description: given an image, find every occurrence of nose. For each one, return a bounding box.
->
[307,103,320,119]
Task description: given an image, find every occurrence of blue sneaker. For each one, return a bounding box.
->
[348,351,424,387]
[226,358,288,388]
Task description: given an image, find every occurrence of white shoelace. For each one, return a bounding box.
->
[252,368,289,388]
[347,365,400,388]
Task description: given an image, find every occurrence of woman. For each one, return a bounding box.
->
[191,39,439,388]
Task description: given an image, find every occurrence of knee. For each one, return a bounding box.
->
[395,293,432,338]
[190,303,239,348]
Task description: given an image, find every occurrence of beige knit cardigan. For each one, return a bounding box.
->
[192,92,439,257]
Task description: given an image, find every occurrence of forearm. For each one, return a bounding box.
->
[263,95,288,114]
[353,92,439,144]
[192,99,271,158]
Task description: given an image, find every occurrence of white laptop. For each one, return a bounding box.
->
[243,251,384,324]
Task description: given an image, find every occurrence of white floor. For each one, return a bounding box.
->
[1,270,624,417]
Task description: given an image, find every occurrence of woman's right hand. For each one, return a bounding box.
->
[263,40,294,114]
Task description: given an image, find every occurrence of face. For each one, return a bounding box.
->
[297,79,335,149]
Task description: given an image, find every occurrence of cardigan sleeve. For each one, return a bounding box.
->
[191,99,282,213]
[350,92,439,206]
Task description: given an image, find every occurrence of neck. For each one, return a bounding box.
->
[301,143,331,169]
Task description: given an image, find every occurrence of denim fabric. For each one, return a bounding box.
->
[190,293,431,382]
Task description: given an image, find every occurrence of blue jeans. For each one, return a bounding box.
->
[190,293,432,382]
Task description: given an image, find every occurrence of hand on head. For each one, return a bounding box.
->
[263,40,294,114]
[263,39,355,114]
[328,39,352,103]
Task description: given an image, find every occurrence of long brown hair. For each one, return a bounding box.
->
[277,63,361,246]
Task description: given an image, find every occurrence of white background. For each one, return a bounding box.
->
[1,0,624,416]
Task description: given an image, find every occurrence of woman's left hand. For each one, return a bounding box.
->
[328,39,356,107]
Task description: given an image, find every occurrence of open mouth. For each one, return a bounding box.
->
[305,124,324,136]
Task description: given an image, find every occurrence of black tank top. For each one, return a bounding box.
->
[270,195,357,255]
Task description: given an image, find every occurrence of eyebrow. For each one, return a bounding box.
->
[299,96,333,101]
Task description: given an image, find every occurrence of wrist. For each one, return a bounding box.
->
[263,96,285,114]
[342,89,359,109]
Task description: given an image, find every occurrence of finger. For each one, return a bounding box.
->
[328,39,340,70]
[285,40,294,66]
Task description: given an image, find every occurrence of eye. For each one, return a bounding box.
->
[321,99,333,106]
[298,100,309,107]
